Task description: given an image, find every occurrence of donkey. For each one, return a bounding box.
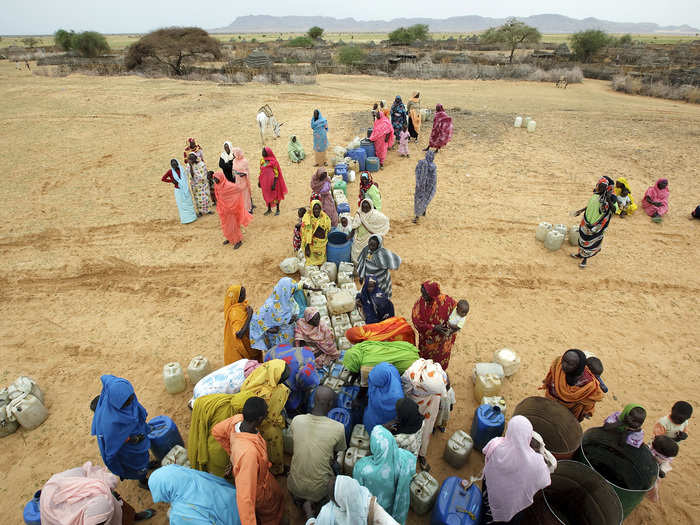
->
[256,111,284,145]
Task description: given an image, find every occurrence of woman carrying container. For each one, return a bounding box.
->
[570,176,618,269]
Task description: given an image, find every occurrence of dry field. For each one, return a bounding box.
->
[1,62,699,524]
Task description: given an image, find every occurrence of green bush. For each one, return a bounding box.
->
[285,36,314,48]
[308,26,324,39]
[616,34,633,46]
[571,30,612,62]
[388,24,429,45]
[54,29,75,50]
[480,18,541,64]
[73,31,110,58]
[337,45,366,65]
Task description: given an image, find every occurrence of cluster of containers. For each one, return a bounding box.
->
[0,376,48,437]
[536,222,579,251]
[332,136,380,173]
[514,115,537,133]
[163,355,212,395]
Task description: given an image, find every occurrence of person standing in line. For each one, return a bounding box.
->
[311,109,329,167]
[258,147,288,216]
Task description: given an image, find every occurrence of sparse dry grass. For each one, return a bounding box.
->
[612,74,699,103]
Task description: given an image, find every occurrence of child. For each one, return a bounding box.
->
[616,186,631,216]
[398,124,410,157]
[336,213,352,236]
[447,300,470,333]
[435,373,456,433]
[602,404,646,447]
[647,435,679,502]
[654,401,692,442]
[293,207,306,253]
[586,356,608,393]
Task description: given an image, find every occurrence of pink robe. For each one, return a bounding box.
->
[232,148,253,212]
[259,147,288,206]
[311,168,338,227]
[213,172,253,244]
[641,179,669,217]
[370,114,395,165]
[398,130,410,155]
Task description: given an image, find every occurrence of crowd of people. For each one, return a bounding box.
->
[33,94,695,525]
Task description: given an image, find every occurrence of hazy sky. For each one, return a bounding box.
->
[2,0,698,35]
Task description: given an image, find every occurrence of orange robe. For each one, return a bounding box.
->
[224,285,261,365]
[212,414,284,525]
[542,357,604,421]
[345,317,416,345]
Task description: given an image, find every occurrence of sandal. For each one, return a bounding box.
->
[264,209,272,216]
[233,242,242,250]
[134,509,156,521]
[223,240,230,245]
[570,253,582,259]
[579,260,587,269]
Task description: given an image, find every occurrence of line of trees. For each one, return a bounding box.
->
[54,29,110,57]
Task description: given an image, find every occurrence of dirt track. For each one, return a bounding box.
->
[1,63,699,524]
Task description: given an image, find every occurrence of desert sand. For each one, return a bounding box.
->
[1,61,699,524]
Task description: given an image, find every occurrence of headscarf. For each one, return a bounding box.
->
[260,146,281,174]
[220,141,234,163]
[357,235,401,280]
[391,96,407,124]
[396,398,423,434]
[311,109,328,129]
[249,278,300,350]
[644,178,670,206]
[264,344,320,411]
[429,104,453,149]
[90,375,148,468]
[412,280,457,338]
[232,148,249,175]
[563,349,587,386]
[616,403,645,429]
[401,358,447,399]
[288,135,305,161]
[542,353,603,421]
[237,359,289,426]
[337,213,353,235]
[315,475,372,525]
[352,199,390,237]
[40,462,121,525]
[148,464,242,525]
[311,167,332,194]
[364,362,404,434]
[353,426,416,523]
[482,415,551,522]
[357,275,395,324]
[358,172,378,206]
[295,307,339,365]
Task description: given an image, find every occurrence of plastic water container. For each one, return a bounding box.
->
[365,157,380,172]
[553,223,567,238]
[527,120,537,133]
[535,222,552,242]
[360,138,375,159]
[8,376,44,404]
[348,171,356,183]
[470,404,505,452]
[443,430,473,468]
[350,424,370,450]
[336,385,360,410]
[568,225,580,246]
[23,490,41,525]
[0,390,19,437]
[321,262,338,283]
[187,356,211,385]
[411,471,440,515]
[322,376,345,393]
[494,348,520,377]
[514,116,523,128]
[328,407,352,442]
[473,363,504,381]
[545,230,565,251]
[161,444,189,467]
[326,230,352,265]
[347,148,367,171]
[474,374,502,402]
[481,396,507,414]
[337,336,352,351]
[333,179,348,196]
[163,362,186,394]
[9,394,48,430]
[431,477,482,525]
[337,202,351,214]
[343,446,370,475]
[147,415,184,461]
[339,261,354,275]
[283,426,294,454]
[525,116,532,127]
[334,163,348,176]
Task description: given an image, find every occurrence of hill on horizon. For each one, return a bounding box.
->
[212,14,699,35]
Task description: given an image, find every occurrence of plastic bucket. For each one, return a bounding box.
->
[521,461,622,525]
[326,230,352,265]
[575,428,658,519]
[513,397,582,459]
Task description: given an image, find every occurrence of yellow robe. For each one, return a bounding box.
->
[301,200,331,266]
[223,284,261,365]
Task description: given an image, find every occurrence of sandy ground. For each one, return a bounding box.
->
[1,62,699,524]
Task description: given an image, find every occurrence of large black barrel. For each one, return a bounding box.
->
[514,397,583,459]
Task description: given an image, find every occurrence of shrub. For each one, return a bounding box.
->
[337,45,366,65]
[22,37,39,48]
[612,74,700,104]
[388,24,429,45]
[571,30,612,62]
[125,27,221,75]
[308,26,324,39]
[480,18,541,64]
[54,29,75,50]
[285,36,314,48]
[73,32,110,58]
[616,34,633,46]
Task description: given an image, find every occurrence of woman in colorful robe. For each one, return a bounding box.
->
[427,104,453,152]
[390,96,408,142]
[187,152,213,215]
[407,92,421,141]
[614,177,637,216]
[411,281,458,370]
[223,284,259,365]
[358,172,381,210]
[258,147,288,216]
[249,277,303,351]
[264,343,320,414]
[212,170,253,249]
[571,176,618,268]
[357,235,401,299]
[232,147,253,213]
[413,150,437,224]
[311,167,338,227]
[295,307,339,368]
[369,112,395,167]
[288,135,305,163]
[161,158,197,224]
[184,137,204,164]
[642,178,670,223]
[350,199,390,264]
[301,200,332,266]
[311,109,329,167]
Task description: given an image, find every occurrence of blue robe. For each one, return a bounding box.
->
[171,161,197,224]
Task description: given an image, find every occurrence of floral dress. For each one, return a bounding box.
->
[249,278,301,351]
[188,160,212,214]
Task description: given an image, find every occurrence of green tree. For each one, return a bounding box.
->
[54,29,76,50]
[308,26,324,39]
[73,32,110,58]
[337,45,366,65]
[617,34,633,46]
[22,37,39,48]
[570,29,612,62]
[388,24,429,45]
[125,27,222,75]
[480,18,541,64]
[285,36,314,48]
